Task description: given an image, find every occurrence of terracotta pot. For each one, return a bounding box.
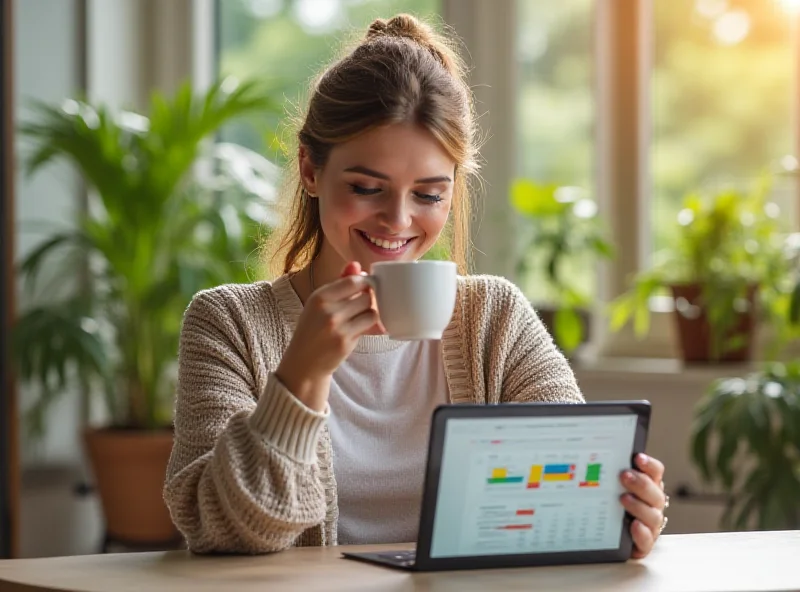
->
[670,283,757,363]
[83,428,180,545]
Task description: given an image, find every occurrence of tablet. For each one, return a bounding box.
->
[414,401,651,571]
[342,401,651,571]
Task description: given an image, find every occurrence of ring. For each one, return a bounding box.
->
[664,494,670,510]
[659,515,669,534]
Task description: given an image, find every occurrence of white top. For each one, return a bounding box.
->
[328,334,449,545]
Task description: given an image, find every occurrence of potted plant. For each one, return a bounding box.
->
[690,359,800,530]
[608,182,791,363]
[13,79,281,547]
[510,179,614,355]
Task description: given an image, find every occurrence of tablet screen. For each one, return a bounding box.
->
[429,413,638,558]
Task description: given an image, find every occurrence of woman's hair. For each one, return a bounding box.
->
[266,13,480,276]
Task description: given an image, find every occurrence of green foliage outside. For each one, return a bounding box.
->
[514,0,595,303]
[651,0,797,253]
[217,0,440,164]
[13,80,282,437]
[514,0,797,304]
[510,179,613,352]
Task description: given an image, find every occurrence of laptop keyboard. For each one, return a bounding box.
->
[378,550,416,565]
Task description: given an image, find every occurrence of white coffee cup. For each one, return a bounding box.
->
[365,260,458,340]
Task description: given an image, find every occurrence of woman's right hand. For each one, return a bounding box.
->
[275,262,380,412]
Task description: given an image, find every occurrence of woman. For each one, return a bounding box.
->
[164,13,667,557]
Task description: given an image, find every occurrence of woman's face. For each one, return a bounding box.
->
[300,123,455,275]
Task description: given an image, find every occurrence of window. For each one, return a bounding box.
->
[514,0,596,305]
[211,1,800,358]
[216,0,439,161]
[651,0,798,255]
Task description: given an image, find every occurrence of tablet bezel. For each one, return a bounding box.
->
[412,401,651,572]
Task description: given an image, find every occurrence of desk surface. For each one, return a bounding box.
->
[0,531,798,592]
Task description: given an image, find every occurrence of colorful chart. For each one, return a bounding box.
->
[489,461,601,489]
[543,464,576,481]
[527,465,543,489]
[579,463,602,488]
[487,467,524,484]
[526,463,576,488]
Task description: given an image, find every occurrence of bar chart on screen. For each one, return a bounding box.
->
[456,449,621,555]
[483,451,608,492]
[429,414,640,558]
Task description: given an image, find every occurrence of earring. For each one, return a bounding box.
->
[305,188,318,198]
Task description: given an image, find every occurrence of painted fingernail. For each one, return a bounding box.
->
[638,453,649,466]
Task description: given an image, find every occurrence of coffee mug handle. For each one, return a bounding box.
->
[362,274,377,290]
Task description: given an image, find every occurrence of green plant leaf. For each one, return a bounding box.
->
[790,279,800,325]
[589,236,615,259]
[690,419,713,482]
[18,232,82,294]
[509,179,563,217]
[553,307,583,354]
[690,364,800,532]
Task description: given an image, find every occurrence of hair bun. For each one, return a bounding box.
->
[365,13,460,74]
[366,14,434,47]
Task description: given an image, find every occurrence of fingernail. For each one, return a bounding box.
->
[638,454,649,466]
[620,493,634,503]
[624,471,636,483]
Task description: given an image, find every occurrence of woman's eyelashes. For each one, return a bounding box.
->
[415,192,444,203]
[347,183,444,203]
[348,183,381,196]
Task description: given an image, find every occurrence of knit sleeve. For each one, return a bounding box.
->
[163,288,328,554]
[494,279,585,404]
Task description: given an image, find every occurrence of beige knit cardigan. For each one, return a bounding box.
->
[163,273,584,554]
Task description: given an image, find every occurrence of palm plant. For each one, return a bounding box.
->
[14,79,282,436]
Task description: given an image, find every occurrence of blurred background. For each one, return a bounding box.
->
[2,0,800,558]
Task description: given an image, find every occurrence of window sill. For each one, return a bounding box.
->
[571,354,757,386]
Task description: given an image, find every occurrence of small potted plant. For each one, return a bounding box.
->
[608,181,791,363]
[13,79,281,548]
[510,179,614,355]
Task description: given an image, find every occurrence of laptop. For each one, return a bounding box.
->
[341,400,651,572]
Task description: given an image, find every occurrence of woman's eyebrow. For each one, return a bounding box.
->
[343,165,452,184]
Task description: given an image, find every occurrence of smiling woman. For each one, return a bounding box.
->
[163,12,669,559]
[296,123,457,282]
[268,15,477,280]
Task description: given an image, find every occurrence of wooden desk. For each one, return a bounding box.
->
[0,531,798,592]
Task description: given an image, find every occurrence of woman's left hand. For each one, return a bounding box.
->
[620,453,668,559]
